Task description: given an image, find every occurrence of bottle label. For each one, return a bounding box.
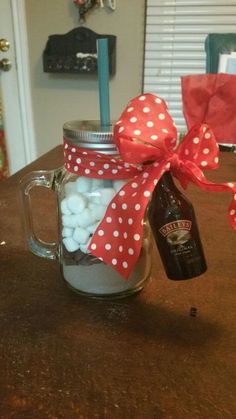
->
[159,220,192,246]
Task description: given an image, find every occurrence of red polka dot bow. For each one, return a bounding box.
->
[64,93,236,280]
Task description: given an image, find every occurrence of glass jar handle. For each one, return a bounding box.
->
[19,169,59,260]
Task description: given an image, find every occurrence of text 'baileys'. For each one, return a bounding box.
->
[148,172,207,280]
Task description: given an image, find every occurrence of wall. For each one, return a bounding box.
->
[25,0,146,156]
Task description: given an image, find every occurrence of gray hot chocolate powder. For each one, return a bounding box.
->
[62,248,151,296]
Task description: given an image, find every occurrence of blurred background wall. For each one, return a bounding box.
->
[25,0,146,156]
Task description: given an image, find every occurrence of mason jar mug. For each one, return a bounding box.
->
[20,121,152,299]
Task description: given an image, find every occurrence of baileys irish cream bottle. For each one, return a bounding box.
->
[148,172,207,280]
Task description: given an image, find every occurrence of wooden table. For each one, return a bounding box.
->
[0,147,235,419]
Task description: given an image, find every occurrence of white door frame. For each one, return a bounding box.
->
[1,0,36,174]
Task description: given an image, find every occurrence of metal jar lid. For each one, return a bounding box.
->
[63,120,118,154]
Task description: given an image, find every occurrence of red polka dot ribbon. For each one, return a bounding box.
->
[64,93,236,280]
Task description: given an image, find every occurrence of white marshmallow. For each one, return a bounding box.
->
[89,203,107,221]
[88,202,95,210]
[66,193,87,214]
[62,227,73,237]
[77,208,96,228]
[73,227,90,244]
[87,190,101,204]
[80,237,91,254]
[91,179,104,191]
[63,237,80,252]
[60,198,71,215]
[62,214,79,228]
[64,181,77,197]
[80,243,89,254]
[87,221,100,234]
[76,177,92,193]
[113,179,127,192]
[99,188,116,205]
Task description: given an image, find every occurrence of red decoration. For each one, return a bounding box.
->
[73,0,97,21]
[64,93,236,279]
[181,73,236,145]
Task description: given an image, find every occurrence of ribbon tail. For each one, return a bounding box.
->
[178,161,236,230]
[88,161,167,279]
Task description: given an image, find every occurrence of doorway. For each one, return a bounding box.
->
[0,0,36,176]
